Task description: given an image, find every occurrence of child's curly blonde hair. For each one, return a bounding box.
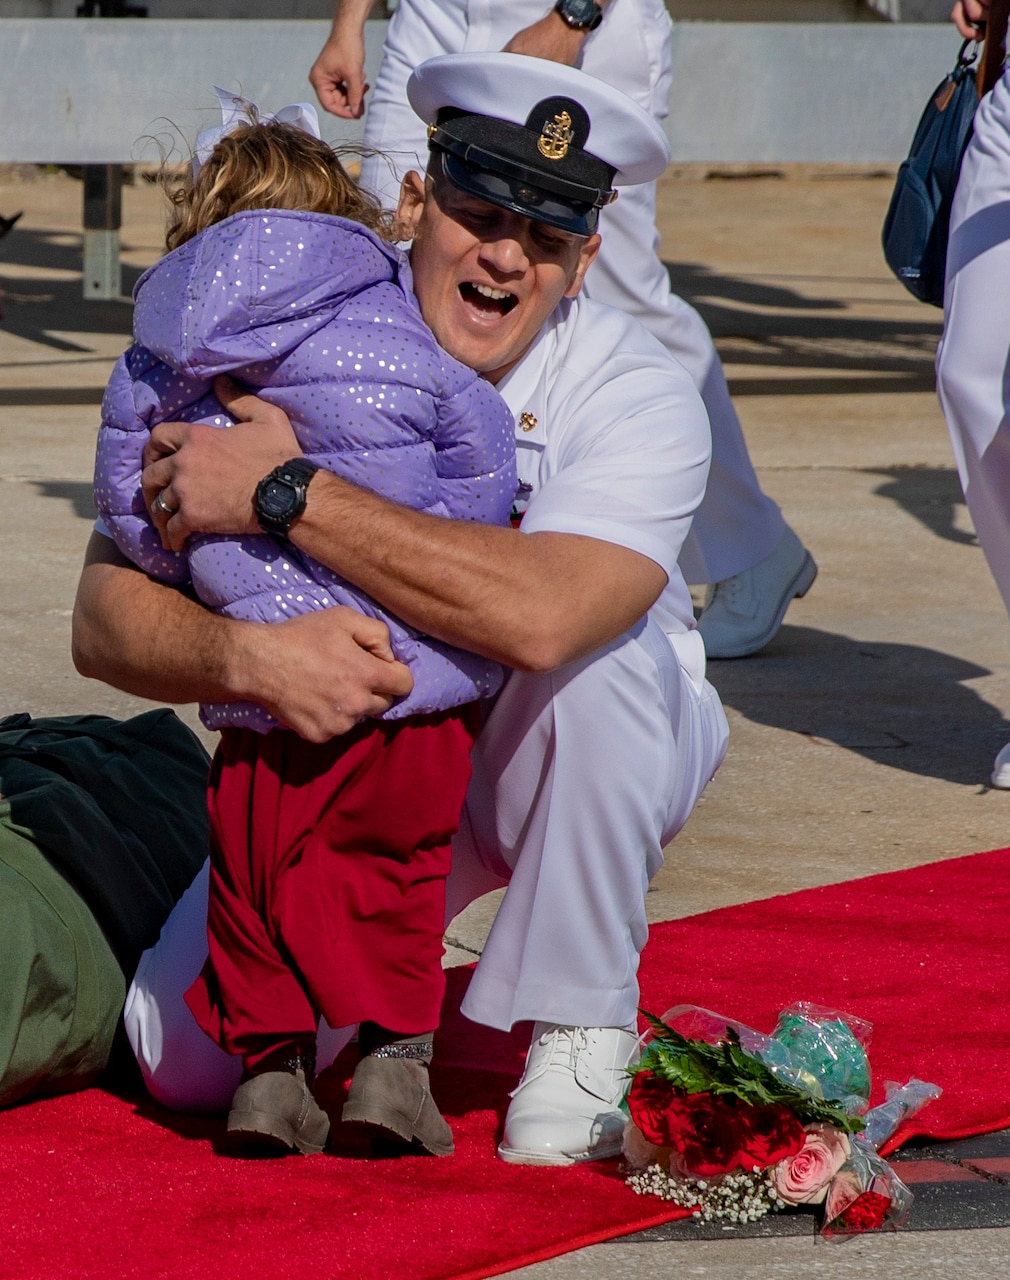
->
[165,117,397,252]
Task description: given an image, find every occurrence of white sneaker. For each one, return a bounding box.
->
[496,1023,639,1166]
[991,742,1010,788]
[697,525,817,659]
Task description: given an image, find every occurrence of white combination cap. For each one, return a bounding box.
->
[406,52,671,234]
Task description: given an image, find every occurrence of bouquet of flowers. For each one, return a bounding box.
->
[622,1003,940,1237]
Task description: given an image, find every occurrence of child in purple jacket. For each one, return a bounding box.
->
[93,94,517,1159]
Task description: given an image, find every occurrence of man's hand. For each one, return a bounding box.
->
[309,1,375,118]
[310,26,370,118]
[952,0,989,38]
[234,606,413,741]
[502,12,590,65]
[142,375,301,552]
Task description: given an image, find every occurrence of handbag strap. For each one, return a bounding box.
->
[978,0,1010,96]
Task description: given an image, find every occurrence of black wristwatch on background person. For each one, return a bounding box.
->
[554,0,604,31]
[254,458,319,537]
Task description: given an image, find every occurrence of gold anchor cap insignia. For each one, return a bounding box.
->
[538,111,574,162]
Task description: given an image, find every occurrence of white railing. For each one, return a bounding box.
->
[3,19,968,165]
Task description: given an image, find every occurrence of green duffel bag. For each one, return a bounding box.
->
[0,709,210,1106]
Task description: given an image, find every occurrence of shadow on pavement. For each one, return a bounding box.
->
[664,257,943,395]
[0,227,143,350]
[865,465,975,547]
[708,624,1010,786]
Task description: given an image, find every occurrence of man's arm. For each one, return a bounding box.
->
[288,479,663,672]
[309,0,377,119]
[502,1,614,65]
[72,532,414,742]
[141,392,667,674]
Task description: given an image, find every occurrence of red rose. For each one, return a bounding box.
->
[667,1093,746,1178]
[626,1070,680,1146]
[735,1103,806,1170]
[826,1189,892,1234]
[628,1076,809,1181]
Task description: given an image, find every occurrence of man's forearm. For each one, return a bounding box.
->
[288,471,665,672]
[331,0,374,33]
[72,532,249,705]
[503,0,615,63]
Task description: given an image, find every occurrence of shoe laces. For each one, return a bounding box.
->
[536,1024,589,1069]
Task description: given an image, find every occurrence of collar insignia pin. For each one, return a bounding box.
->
[537,111,574,162]
[519,411,539,432]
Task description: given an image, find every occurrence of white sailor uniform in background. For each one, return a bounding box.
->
[357,0,814,622]
[936,63,1010,786]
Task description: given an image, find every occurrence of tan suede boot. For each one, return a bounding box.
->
[341,1031,453,1157]
[227,1057,330,1156]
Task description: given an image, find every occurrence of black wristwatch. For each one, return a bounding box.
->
[254,457,319,537]
[554,0,603,31]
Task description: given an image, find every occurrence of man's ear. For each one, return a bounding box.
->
[395,171,427,240]
[564,233,602,299]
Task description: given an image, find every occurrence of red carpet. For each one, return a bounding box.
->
[6,847,1010,1279]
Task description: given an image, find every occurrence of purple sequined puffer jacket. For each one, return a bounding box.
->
[95,209,517,731]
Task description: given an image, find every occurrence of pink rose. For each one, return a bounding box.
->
[771,1124,851,1205]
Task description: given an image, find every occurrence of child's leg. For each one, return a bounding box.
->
[184,729,320,1066]
[271,708,480,1036]
[187,711,478,1155]
[274,707,479,1156]
[184,728,329,1154]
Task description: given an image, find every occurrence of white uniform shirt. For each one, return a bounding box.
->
[496,293,712,687]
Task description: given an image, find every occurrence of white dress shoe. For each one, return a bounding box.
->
[991,742,1010,788]
[497,1023,639,1166]
[697,525,817,659]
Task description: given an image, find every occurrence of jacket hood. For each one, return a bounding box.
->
[132,210,412,377]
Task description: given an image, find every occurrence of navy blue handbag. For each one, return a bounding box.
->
[882,39,980,307]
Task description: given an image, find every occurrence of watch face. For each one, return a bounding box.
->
[260,479,295,518]
[560,0,599,23]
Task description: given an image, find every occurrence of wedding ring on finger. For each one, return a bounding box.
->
[154,491,177,517]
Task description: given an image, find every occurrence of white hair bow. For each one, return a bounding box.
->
[193,85,323,176]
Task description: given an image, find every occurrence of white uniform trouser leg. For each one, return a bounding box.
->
[937,65,1010,619]
[449,616,729,1032]
[361,0,784,584]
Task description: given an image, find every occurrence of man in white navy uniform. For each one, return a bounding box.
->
[72,53,729,1164]
[309,0,818,659]
[939,0,1010,786]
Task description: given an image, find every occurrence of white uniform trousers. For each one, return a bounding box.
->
[361,0,785,584]
[937,64,1010,619]
[452,616,728,1031]
[123,617,727,1110]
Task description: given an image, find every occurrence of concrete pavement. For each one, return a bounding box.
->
[2,160,1010,1276]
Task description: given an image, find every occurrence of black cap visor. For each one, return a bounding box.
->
[429,134,614,236]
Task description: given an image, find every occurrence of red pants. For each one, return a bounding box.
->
[185,709,479,1061]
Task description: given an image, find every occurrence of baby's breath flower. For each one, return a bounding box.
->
[626,1162,786,1223]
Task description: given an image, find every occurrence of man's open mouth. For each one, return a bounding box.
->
[459,282,518,316]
